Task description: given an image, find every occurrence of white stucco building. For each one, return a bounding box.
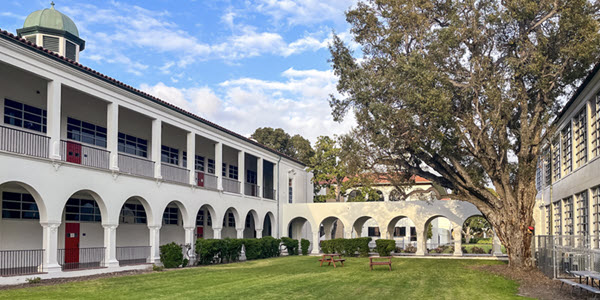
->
[0,5,504,282]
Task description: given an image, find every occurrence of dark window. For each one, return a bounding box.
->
[119,203,146,224]
[67,117,106,147]
[228,165,238,180]
[4,99,47,133]
[223,212,235,227]
[162,206,179,225]
[288,179,293,204]
[65,41,77,61]
[118,132,148,158]
[196,210,204,226]
[207,159,215,174]
[368,227,380,237]
[161,145,179,165]
[65,198,101,222]
[195,155,205,172]
[222,163,227,177]
[183,151,187,168]
[1,191,39,219]
[393,227,406,237]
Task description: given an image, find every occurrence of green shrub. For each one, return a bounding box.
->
[26,277,41,284]
[320,238,371,257]
[260,236,281,258]
[476,238,492,244]
[196,239,224,265]
[242,238,262,260]
[301,239,310,255]
[152,264,164,272]
[375,239,396,256]
[160,242,183,268]
[281,237,299,255]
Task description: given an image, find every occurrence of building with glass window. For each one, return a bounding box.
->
[535,63,600,247]
[0,4,312,279]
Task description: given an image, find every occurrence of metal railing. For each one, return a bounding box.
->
[116,246,150,266]
[58,247,105,270]
[161,163,190,184]
[0,125,49,158]
[195,172,218,190]
[263,187,276,200]
[0,249,44,276]
[535,235,600,278]
[223,178,240,193]
[118,153,155,177]
[60,140,110,169]
[245,183,259,197]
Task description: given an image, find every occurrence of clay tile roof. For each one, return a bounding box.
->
[0,28,305,166]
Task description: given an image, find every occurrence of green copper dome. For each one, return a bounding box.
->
[23,4,79,37]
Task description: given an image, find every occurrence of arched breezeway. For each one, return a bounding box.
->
[386,216,417,252]
[222,207,241,239]
[262,212,275,237]
[244,209,259,238]
[116,196,152,265]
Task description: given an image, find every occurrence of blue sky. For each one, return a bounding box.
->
[1,0,359,143]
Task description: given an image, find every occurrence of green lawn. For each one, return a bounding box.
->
[0,256,528,300]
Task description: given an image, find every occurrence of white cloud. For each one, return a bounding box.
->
[256,0,357,26]
[140,68,355,143]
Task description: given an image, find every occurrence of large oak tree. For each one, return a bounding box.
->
[329,0,600,267]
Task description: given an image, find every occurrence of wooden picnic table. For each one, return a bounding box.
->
[571,270,600,287]
[369,256,392,271]
[319,253,345,268]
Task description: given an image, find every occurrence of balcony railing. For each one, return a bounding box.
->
[0,125,49,158]
[195,171,218,190]
[60,140,110,169]
[118,153,154,177]
[161,163,190,184]
[245,183,260,197]
[58,247,105,270]
[223,178,240,194]
[263,187,276,200]
[0,249,44,276]
[116,246,150,266]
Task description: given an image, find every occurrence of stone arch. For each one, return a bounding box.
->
[423,215,456,253]
[244,209,259,238]
[374,189,384,201]
[385,216,417,251]
[0,180,48,222]
[118,195,154,226]
[222,207,241,238]
[461,215,493,243]
[318,216,346,240]
[352,216,382,238]
[196,204,216,239]
[159,200,189,245]
[262,211,275,237]
[61,189,109,225]
[287,217,311,239]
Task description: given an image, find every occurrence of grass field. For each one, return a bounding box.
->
[0,256,528,300]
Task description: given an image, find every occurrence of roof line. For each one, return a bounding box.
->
[555,63,600,123]
[0,28,306,166]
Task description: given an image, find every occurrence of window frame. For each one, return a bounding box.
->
[1,191,39,220]
[161,145,179,165]
[118,132,148,158]
[3,98,47,134]
[67,117,107,147]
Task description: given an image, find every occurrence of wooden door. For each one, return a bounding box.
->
[196,226,204,239]
[66,142,82,164]
[197,172,204,187]
[65,223,80,264]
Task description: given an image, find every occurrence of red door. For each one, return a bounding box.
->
[66,142,82,164]
[197,226,204,239]
[65,223,80,264]
[197,172,204,187]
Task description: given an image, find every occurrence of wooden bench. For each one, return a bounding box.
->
[369,256,392,271]
[558,278,600,296]
[333,258,346,267]
[319,254,343,268]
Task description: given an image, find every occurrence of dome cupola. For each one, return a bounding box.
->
[17,2,85,62]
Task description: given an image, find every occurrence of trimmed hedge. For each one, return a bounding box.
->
[281,237,299,255]
[159,242,183,268]
[301,239,310,255]
[195,236,281,265]
[375,239,396,256]
[320,238,371,257]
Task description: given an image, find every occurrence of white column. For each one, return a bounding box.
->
[184,226,196,264]
[255,229,263,239]
[343,228,352,239]
[273,162,277,198]
[103,224,119,267]
[215,142,223,190]
[236,228,244,239]
[452,227,462,256]
[187,132,196,185]
[213,227,222,239]
[311,232,320,254]
[107,102,119,171]
[415,228,426,256]
[238,150,245,194]
[257,157,263,198]
[41,222,61,273]
[151,119,162,179]
[47,80,62,160]
[492,231,503,256]
[148,225,161,264]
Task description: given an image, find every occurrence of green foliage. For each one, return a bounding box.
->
[375,239,396,256]
[196,237,281,265]
[313,195,328,203]
[427,223,432,240]
[300,239,310,255]
[159,242,183,268]
[320,238,371,257]
[281,237,299,255]
[329,0,600,267]
[26,277,41,284]
[477,238,492,244]
[251,127,314,165]
[152,264,164,272]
